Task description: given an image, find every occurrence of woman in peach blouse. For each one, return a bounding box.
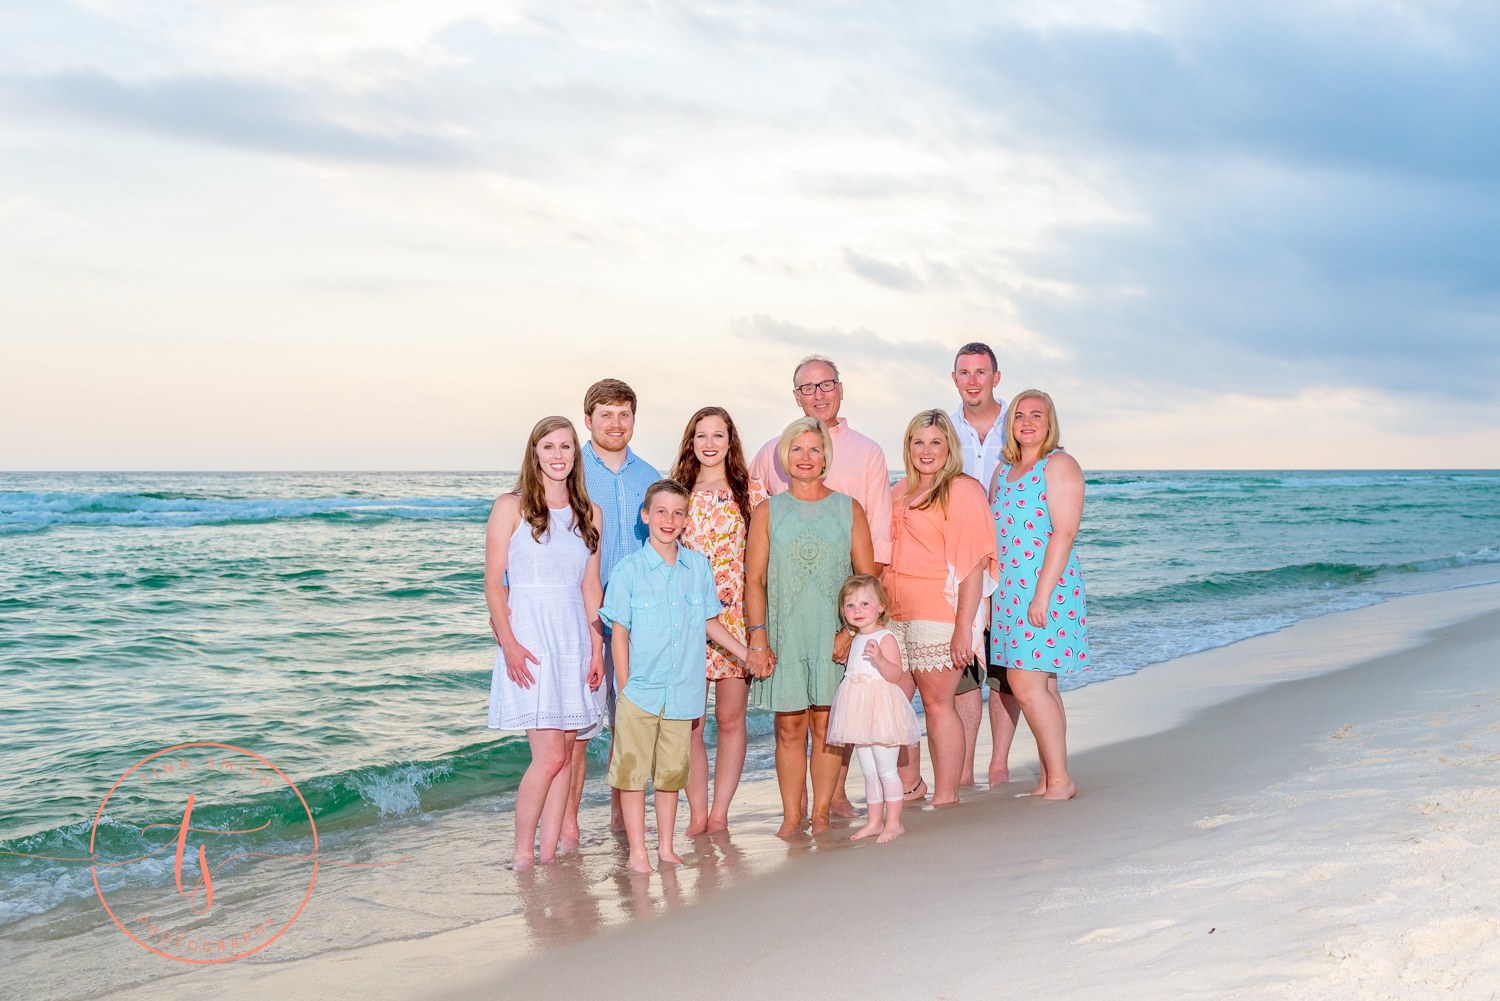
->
[883,409,997,805]
[671,406,767,834]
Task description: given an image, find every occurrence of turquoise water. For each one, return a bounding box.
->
[2,469,1498,950]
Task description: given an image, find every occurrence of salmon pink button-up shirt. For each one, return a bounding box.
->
[749,417,893,565]
[884,475,997,624]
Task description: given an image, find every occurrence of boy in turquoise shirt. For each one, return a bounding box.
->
[599,479,747,873]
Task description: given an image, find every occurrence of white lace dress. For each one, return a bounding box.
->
[487,507,601,732]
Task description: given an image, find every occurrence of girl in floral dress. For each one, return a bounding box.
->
[671,407,767,834]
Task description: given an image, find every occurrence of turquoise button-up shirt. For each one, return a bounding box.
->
[599,543,723,720]
[581,442,660,593]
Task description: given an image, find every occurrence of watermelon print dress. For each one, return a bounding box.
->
[988,453,1090,674]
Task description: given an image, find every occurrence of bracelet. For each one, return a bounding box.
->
[747,624,766,634]
[749,645,769,652]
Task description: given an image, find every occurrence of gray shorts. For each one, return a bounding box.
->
[576,640,618,741]
[954,628,1013,697]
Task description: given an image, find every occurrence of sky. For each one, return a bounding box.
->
[2,0,1498,470]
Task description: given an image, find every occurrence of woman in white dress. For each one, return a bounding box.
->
[486,416,606,871]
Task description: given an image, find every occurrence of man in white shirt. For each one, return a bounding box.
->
[949,342,1022,788]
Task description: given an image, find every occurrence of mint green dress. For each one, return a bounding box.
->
[751,491,855,712]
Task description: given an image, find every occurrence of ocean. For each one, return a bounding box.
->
[2,469,1498,992]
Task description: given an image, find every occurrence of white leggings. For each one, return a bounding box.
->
[855,745,904,805]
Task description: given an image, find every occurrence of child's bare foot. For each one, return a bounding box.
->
[510,851,535,872]
[705,816,729,834]
[850,820,883,841]
[625,851,653,874]
[875,823,905,843]
[609,812,626,833]
[684,818,708,837]
[657,847,684,866]
[903,777,927,802]
[557,837,579,854]
[1042,780,1076,801]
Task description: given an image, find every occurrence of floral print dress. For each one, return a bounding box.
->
[682,483,767,680]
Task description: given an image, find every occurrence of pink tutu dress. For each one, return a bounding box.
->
[826,628,922,747]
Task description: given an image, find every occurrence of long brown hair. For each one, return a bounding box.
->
[669,406,753,522]
[515,416,599,552]
[901,409,967,514]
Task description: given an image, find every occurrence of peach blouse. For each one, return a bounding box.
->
[883,475,998,624]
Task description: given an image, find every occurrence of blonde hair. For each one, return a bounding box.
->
[838,574,889,627]
[1000,389,1062,465]
[776,416,834,479]
[901,409,967,513]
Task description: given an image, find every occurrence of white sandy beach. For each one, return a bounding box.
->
[87,577,1500,1001]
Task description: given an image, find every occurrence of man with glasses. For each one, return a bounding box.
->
[749,354,893,816]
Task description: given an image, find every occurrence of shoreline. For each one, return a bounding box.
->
[81,574,1500,1001]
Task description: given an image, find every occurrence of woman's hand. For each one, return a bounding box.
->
[503,639,540,688]
[586,649,604,690]
[832,628,853,666]
[1027,592,1049,628]
[950,625,976,672]
[746,645,777,679]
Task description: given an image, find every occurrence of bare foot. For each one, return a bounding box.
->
[850,820,883,841]
[875,823,905,843]
[829,797,859,819]
[557,835,580,854]
[1042,780,1076,801]
[774,820,804,838]
[903,777,928,802]
[538,848,557,864]
[959,771,976,787]
[609,813,626,834]
[705,816,729,833]
[510,852,535,872]
[930,795,962,807]
[657,847,684,865]
[988,766,1010,786]
[684,818,708,837]
[626,852,654,874]
[1031,779,1047,796]
[810,814,832,835]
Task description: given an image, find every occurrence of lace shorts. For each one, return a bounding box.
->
[887,619,957,673]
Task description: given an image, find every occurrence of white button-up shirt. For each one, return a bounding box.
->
[951,403,1008,493]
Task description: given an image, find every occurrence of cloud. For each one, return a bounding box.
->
[732,314,949,369]
[6,71,469,164]
[842,248,924,291]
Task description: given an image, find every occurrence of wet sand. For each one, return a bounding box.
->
[100,579,1500,1000]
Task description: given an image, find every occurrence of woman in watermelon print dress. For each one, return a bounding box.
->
[988,389,1087,801]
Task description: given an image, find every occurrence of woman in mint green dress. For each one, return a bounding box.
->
[745,417,876,836]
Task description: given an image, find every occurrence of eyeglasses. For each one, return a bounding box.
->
[795,379,839,396]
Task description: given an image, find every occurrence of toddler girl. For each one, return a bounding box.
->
[826,574,922,842]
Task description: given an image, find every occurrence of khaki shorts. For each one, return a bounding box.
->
[607,695,691,792]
